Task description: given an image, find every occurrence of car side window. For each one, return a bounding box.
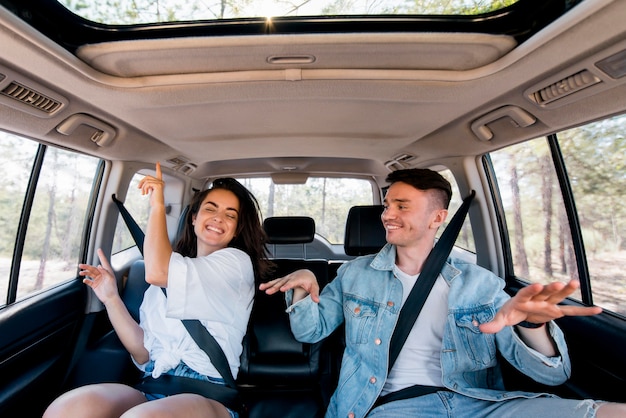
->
[439,169,476,254]
[0,131,101,305]
[112,173,151,254]
[489,114,626,317]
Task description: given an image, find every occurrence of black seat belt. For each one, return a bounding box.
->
[388,190,475,372]
[112,194,144,255]
[158,289,237,389]
[369,191,475,412]
[112,195,237,390]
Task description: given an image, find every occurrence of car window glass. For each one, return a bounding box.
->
[0,131,101,304]
[112,174,152,254]
[557,114,626,316]
[237,177,374,245]
[58,0,520,25]
[16,146,101,301]
[490,139,582,300]
[489,113,626,316]
[0,133,38,304]
[439,169,475,254]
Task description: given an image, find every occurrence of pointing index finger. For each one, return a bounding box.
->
[155,161,162,180]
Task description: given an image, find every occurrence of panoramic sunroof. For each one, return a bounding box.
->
[58,0,520,25]
[0,0,586,53]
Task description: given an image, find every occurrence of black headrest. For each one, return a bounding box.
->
[264,216,315,244]
[344,205,386,256]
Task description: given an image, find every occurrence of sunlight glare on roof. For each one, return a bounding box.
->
[57,0,519,25]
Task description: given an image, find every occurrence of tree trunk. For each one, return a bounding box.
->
[510,164,529,277]
[267,181,275,217]
[34,153,57,290]
[541,155,553,275]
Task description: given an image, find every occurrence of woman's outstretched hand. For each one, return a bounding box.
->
[79,248,120,306]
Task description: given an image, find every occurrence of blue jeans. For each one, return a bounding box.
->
[142,361,238,418]
[367,391,600,418]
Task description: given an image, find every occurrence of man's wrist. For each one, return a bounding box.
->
[517,320,546,329]
[292,288,310,303]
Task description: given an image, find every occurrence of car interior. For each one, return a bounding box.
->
[1,0,625,416]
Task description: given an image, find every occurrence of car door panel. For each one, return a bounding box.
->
[0,280,85,417]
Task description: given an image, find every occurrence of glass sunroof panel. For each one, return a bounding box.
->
[57,0,519,25]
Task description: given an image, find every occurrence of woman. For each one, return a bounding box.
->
[44,163,272,418]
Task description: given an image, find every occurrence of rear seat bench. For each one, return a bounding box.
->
[242,206,387,417]
[240,216,334,417]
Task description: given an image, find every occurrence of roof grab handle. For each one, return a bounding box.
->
[471,105,536,141]
[56,113,116,147]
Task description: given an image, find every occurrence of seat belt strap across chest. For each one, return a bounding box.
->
[388,190,475,373]
[160,288,237,388]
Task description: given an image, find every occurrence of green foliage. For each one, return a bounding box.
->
[490,114,626,314]
[241,177,373,244]
[58,0,519,24]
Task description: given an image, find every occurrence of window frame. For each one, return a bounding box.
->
[4,142,103,305]
[485,130,616,309]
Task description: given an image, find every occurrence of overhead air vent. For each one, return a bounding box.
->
[163,156,197,175]
[1,81,63,114]
[528,70,601,106]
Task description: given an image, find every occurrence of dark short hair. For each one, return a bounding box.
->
[385,168,452,209]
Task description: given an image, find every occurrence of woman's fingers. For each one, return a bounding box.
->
[96,248,113,272]
[138,162,164,195]
[78,263,99,278]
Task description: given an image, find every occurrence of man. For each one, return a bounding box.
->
[261,168,625,418]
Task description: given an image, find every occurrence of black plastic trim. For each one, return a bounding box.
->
[547,133,593,304]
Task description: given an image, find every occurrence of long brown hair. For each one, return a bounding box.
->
[174,178,274,282]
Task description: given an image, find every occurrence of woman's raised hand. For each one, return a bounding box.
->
[138,162,165,207]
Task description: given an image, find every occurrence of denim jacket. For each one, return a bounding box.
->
[286,244,571,418]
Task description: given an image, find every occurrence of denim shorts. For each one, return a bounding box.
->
[367,391,601,418]
[142,361,238,418]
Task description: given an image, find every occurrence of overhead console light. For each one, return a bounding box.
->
[56,113,116,147]
[385,153,416,171]
[596,49,626,79]
[165,156,189,166]
[163,156,197,175]
[178,163,197,175]
[271,172,309,184]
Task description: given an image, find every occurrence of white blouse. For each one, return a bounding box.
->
[135,247,254,380]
